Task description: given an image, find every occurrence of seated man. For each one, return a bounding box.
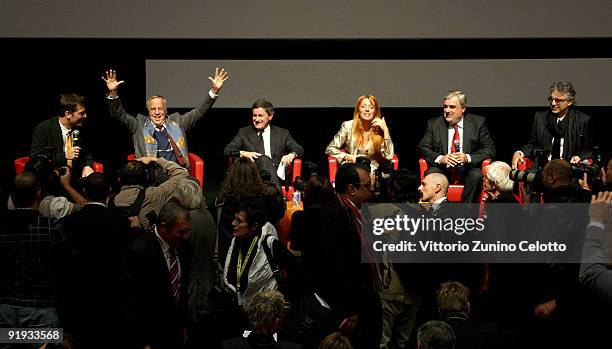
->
[512,81,593,169]
[417,90,496,203]
[103,68,228,168]
[223,99,304,186]
[30,93,94,178]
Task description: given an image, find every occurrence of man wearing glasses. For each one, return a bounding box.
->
[512,81,593,168]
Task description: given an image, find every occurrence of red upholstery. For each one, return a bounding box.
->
[328,151,399,185]
[127,153,205,188]
[14,156,104,175]
[418,158,491,203]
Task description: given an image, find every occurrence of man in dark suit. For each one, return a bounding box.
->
[122,201,191,349]
[223,99,304,186]
[417,90,496,203]
[30,93,94,178]
[62,173,137,348]
[512,81,593,169]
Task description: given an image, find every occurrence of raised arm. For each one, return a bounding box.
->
[102,70,138,133]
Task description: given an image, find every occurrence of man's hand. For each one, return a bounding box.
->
[240,151,261,162]
[589,191,612,224]
[280,153,296,166]
[137,157,158,165]
[82,166,94,178]
[59,166,72,188]
[512,151,525,169]
[570,156,581,164]
[534,299,557,319]
[209,67,229,94]
[339,314,358,335]
[102,69,125,97]
[440,154,458,167]
[452,152,468,165]
[128,216,142,229]
[66,146,80,160]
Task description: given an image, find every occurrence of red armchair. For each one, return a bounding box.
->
[418,158,491,203]
[127,153,205,188]
[328,152,399,185]
[14,156,104,175]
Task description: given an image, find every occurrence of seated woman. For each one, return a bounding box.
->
[223,195,294,311]
[215,157,266,263]
[325,94,394,187]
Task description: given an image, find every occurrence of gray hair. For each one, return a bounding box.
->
[417,320,456,349]
[247,290,285,335]
[485,161,514,192]
[172,178,203,210]
[550,81,576,102]
[146,95,167,109]
[444,90,467,107]
[158,201,190,228]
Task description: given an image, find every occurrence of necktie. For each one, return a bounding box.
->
[66,130,73,168]
[450,124,460,153]
[168,248,181,303]
[157,126,187,167]
[255,131,265,155]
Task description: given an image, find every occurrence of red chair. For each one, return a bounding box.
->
[127,153,205,188]
[418,158,491,203]
[328,152,399,185]
[14,156,104,175]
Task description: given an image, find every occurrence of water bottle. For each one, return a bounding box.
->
[292,190,301,208]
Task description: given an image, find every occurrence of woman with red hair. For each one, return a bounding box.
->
[326,95,394,187]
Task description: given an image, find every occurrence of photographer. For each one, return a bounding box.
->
[110,157,189,231]
[6,156,86,218]
[524,159,590,348]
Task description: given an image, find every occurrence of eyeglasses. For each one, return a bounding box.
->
[548,96,568,104]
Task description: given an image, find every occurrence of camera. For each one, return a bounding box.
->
[292,161,319,192]
[372,159,395,203]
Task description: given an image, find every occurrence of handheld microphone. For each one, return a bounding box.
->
[72,129,80,147]
[453,139,464,170]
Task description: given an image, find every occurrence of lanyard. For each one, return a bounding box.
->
[237,235,259,290]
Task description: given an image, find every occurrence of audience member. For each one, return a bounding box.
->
[318,332,353,349]
[122,201,192,349]
[416,320,456,349]
[436,281,478,349]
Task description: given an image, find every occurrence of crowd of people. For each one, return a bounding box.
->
[1,69,611,349]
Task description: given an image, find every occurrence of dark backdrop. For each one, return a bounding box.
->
[3,38,611,200]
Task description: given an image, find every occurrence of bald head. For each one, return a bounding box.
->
[419,172,449,203]
[542,159,572,188]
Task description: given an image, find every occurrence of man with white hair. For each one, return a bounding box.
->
[482,161,516,203]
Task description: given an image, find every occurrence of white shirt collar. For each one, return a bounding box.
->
[449,118,464,129]
[58,119,71,137]
[84,201,107,208]
[154,226,172,255]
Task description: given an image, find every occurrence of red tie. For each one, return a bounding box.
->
[168,249,180,303]
[450,124,460,153]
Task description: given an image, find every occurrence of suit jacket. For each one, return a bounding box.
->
[122,231,189,349]
[108,94,217,168]
[325,120,394,173]
[30,116,93,168]
[62,203,135,347]
[223,125,304,169]
[417,113,496,167]
[520,108,593,161]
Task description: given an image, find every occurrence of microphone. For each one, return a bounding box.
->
[72,129,80,148]
[453,139,464,170]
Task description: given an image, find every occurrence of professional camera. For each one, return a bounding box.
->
[509,167,545,195]
[571,146,605,192]
[292,161,319,192]
[372,159,395,203]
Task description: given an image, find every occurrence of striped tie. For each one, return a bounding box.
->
[168,249,180,303]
